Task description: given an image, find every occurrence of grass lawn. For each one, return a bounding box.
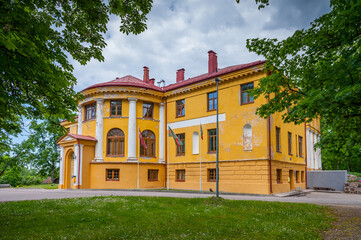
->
[18,184,58,189]
[0,197,332,239]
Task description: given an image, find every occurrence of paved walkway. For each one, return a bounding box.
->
[1,188,361,206]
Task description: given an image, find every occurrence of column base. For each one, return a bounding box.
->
[127,157,138,162]
[158,159,165,164]
[93,158,104,162]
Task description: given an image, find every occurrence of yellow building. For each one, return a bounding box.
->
[58,50,321,194]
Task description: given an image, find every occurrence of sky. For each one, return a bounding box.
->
[13,0,332,144]
[72,0,331,92]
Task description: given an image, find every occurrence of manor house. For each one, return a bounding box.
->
[58,50,322,194]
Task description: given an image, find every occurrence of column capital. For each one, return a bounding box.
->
[95,98,104,103]
[159,102,165,107]
[128,97,138,102]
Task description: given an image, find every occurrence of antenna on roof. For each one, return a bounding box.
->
[157,79,165,88]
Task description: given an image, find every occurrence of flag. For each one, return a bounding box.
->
[200,123,203,140]
[139,128,147,149]
[168,126,183,146]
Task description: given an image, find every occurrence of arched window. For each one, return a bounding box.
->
[243,124,252,151]
[192,131,199,154]
[140,130,156,157]
[107,128,125,156]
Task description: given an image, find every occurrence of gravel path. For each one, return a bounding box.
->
[1,188,361,206]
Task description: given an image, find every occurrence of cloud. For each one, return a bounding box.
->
[72,0,331,92]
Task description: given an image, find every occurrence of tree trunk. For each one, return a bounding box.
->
[51,166,55,183]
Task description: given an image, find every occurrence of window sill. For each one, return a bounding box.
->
[148,180,159,182]
[176,180,185,182]
[240,101,254,106]
[106,155,125,158]
[276,151,282,153]
[207,109,216,112]
[208,180,216,182]
[277,182,282,184]
[176,115,185,118]
[82,118,96,123]
[106,179,119,181]
[176,154,185,157]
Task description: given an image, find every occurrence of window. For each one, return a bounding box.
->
[84,103,96,121]
[276,127,281,153]
[176,170,185,181]
[208,129,217,153]
[296,171,300,183]
[301,171,305,182]
[143,102,154,119]
[243,124,252,151]
[107,128,125,156]
[288,132,292,155]
[208,169,216,182]
[298,136,303,157]
[207,92,217,111]
[176,99,185,117]
[148,169,158,181]
[277,169,282,183]
[192,131,199,155]
[110,100,122,116]
[106,169,119,181]
[241,82,254,104]
[176,133,185,155]
[140,130,156,157]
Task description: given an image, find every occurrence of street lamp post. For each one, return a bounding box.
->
[215,77,221,198]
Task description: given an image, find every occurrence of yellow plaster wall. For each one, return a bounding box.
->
[89,163,165,189]
[166,71,269,164]
[271,112,306,164]
[169,160,270,194]
[271,160,306,194]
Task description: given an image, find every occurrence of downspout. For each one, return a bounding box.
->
[77,140,81,190]
[304,122,308,188]
[164,97,168,188]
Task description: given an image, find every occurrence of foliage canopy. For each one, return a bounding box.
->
[246,0,361,169]
[0,0,153,146]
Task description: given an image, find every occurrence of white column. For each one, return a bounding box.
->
[94,99,104,162]
[77,105,83,135]
[79,144,84,185]
[313,131,317,170]
[158,103,165,163]
[317,134,322,170]
[306,128,311,168]
[59,146,64,185]
[127,98,138,162]
[74,144,79,185]
[310,130,315,169]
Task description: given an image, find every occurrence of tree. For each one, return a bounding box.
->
[20,118,65,183]
[245,0,361,169]
[0,0,153,145]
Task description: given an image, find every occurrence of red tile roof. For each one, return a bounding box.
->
[163,60,266,91]
[82,75,162,92]
[80,60,266,93]
[57,133,97,143]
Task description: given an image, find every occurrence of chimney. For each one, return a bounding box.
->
[143,66,149,83]
[149,78,155,85]
[176,68,185,83]
[208,50,218,73]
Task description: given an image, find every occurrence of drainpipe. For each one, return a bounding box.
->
[78,140,81,190]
